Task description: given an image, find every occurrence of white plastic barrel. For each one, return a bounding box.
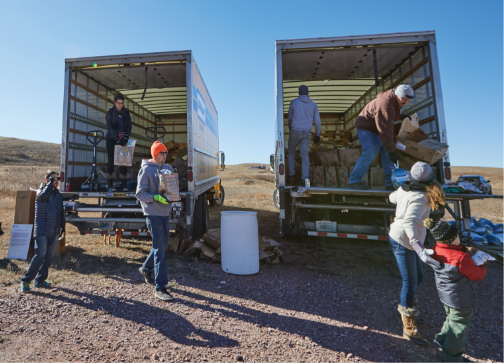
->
[220,211,259,275]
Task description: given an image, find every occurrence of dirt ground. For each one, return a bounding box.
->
[0,164,502,362]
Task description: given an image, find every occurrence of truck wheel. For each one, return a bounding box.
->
[192,194,209,240]
[209,185,225,207]
[273,188,280,210]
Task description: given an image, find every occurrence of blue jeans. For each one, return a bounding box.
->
[21,234,59,284]
[349,129,395,186]
[143,216,170,291]
[288,129,312,180]
[389,236,425,308]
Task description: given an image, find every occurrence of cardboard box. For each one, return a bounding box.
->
[311,166,325,187]
[14,191,36,257]
[337,149,361,167]
[395,137,447,165]
[324,167,337,188]
[323,130,335,138]
[348,167,368,185]
[336,167,349,188]
[334,130,351,140]
[316,150,339,167]
[369,167,385,188]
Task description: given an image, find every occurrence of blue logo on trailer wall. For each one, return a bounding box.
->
[193,85,218,137]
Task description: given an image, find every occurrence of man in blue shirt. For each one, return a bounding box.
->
[287,85,321,186]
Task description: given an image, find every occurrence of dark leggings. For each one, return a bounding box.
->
[106,138,127,176]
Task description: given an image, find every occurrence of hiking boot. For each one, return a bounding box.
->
[154,289,174,301]
[398,304,429,346]
[413,295,426,326]
[385,186,395,192]
[139,267,155,285]
[349,182,368,190]
[20,282,30,293]
[287,175,295,185]
[34,281,52,288]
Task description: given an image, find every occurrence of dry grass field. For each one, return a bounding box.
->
[0,163,502,362]
[0,137,60,166]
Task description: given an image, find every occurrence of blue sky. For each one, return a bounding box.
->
[0,0,502,167]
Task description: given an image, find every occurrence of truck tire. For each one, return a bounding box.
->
[273,188,280,210]
[192,194,209,240]
[209,185,225,207]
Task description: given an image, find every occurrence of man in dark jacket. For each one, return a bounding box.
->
[21,171,65,293]
[105,93,132,188]
[425,219,487,362]
[349,85,414,190]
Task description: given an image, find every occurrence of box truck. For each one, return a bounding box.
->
[274,31,500,241]
[59,50,224,241]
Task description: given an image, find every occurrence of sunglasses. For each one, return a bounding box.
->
[48,176,61,181]
[159,151,168,155]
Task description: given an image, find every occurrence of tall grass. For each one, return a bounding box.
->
[0,167,57,208]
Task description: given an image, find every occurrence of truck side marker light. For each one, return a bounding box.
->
[279,164,284,175]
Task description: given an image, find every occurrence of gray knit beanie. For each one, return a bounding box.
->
[299,85,309,95]
[394,84,415,99]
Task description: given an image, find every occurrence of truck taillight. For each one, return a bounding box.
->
[188,171,193,182]
[60,172,65,182]
[279,164,284,175]
[444,167,451,180]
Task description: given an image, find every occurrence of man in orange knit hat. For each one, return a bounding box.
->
[136,141,175,301]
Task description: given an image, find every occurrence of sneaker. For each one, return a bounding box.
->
[297,180,308,187]
[20,282,30,293]
[154,289,174,301]
[349,182,369,190]
[34,281,52,288]
[139,267,155,285]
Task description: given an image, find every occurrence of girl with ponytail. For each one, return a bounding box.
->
[388,162,444,346]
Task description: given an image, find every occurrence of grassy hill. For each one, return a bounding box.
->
[0,136,60,166]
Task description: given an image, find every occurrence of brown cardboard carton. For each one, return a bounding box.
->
[324,167,337,188]
[348,167,368,185]
[334,130,351,140]
[395,137,447,165]
[164,140,175,150]
[14,190,36,257]
[323,130,335,138]
[336,167,349,188]
[369,167,385,187]
[337,149,361,167]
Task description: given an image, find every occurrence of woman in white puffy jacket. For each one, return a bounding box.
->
[389,161,445,346]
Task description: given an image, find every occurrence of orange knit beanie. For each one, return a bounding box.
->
[151,141,167,159]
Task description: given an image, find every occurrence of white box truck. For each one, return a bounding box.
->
[59,51,225,242]
[273,31,500,242]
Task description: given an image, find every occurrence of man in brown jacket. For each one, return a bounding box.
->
[349,85,414,190]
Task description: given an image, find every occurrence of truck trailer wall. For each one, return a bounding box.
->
[191,58,219,183]
[66,71,154,180]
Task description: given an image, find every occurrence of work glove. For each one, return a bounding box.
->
[153,194,169,205]
[412,242,440,268]
[402,116,412,122]
[60,229,65,238]
[388,151,399,164]
[118,138,128,146]
[48,175,56,184]
[313,136,321,144]
[115,137,120,144]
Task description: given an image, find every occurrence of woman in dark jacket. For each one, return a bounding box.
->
[105,93,132,187]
